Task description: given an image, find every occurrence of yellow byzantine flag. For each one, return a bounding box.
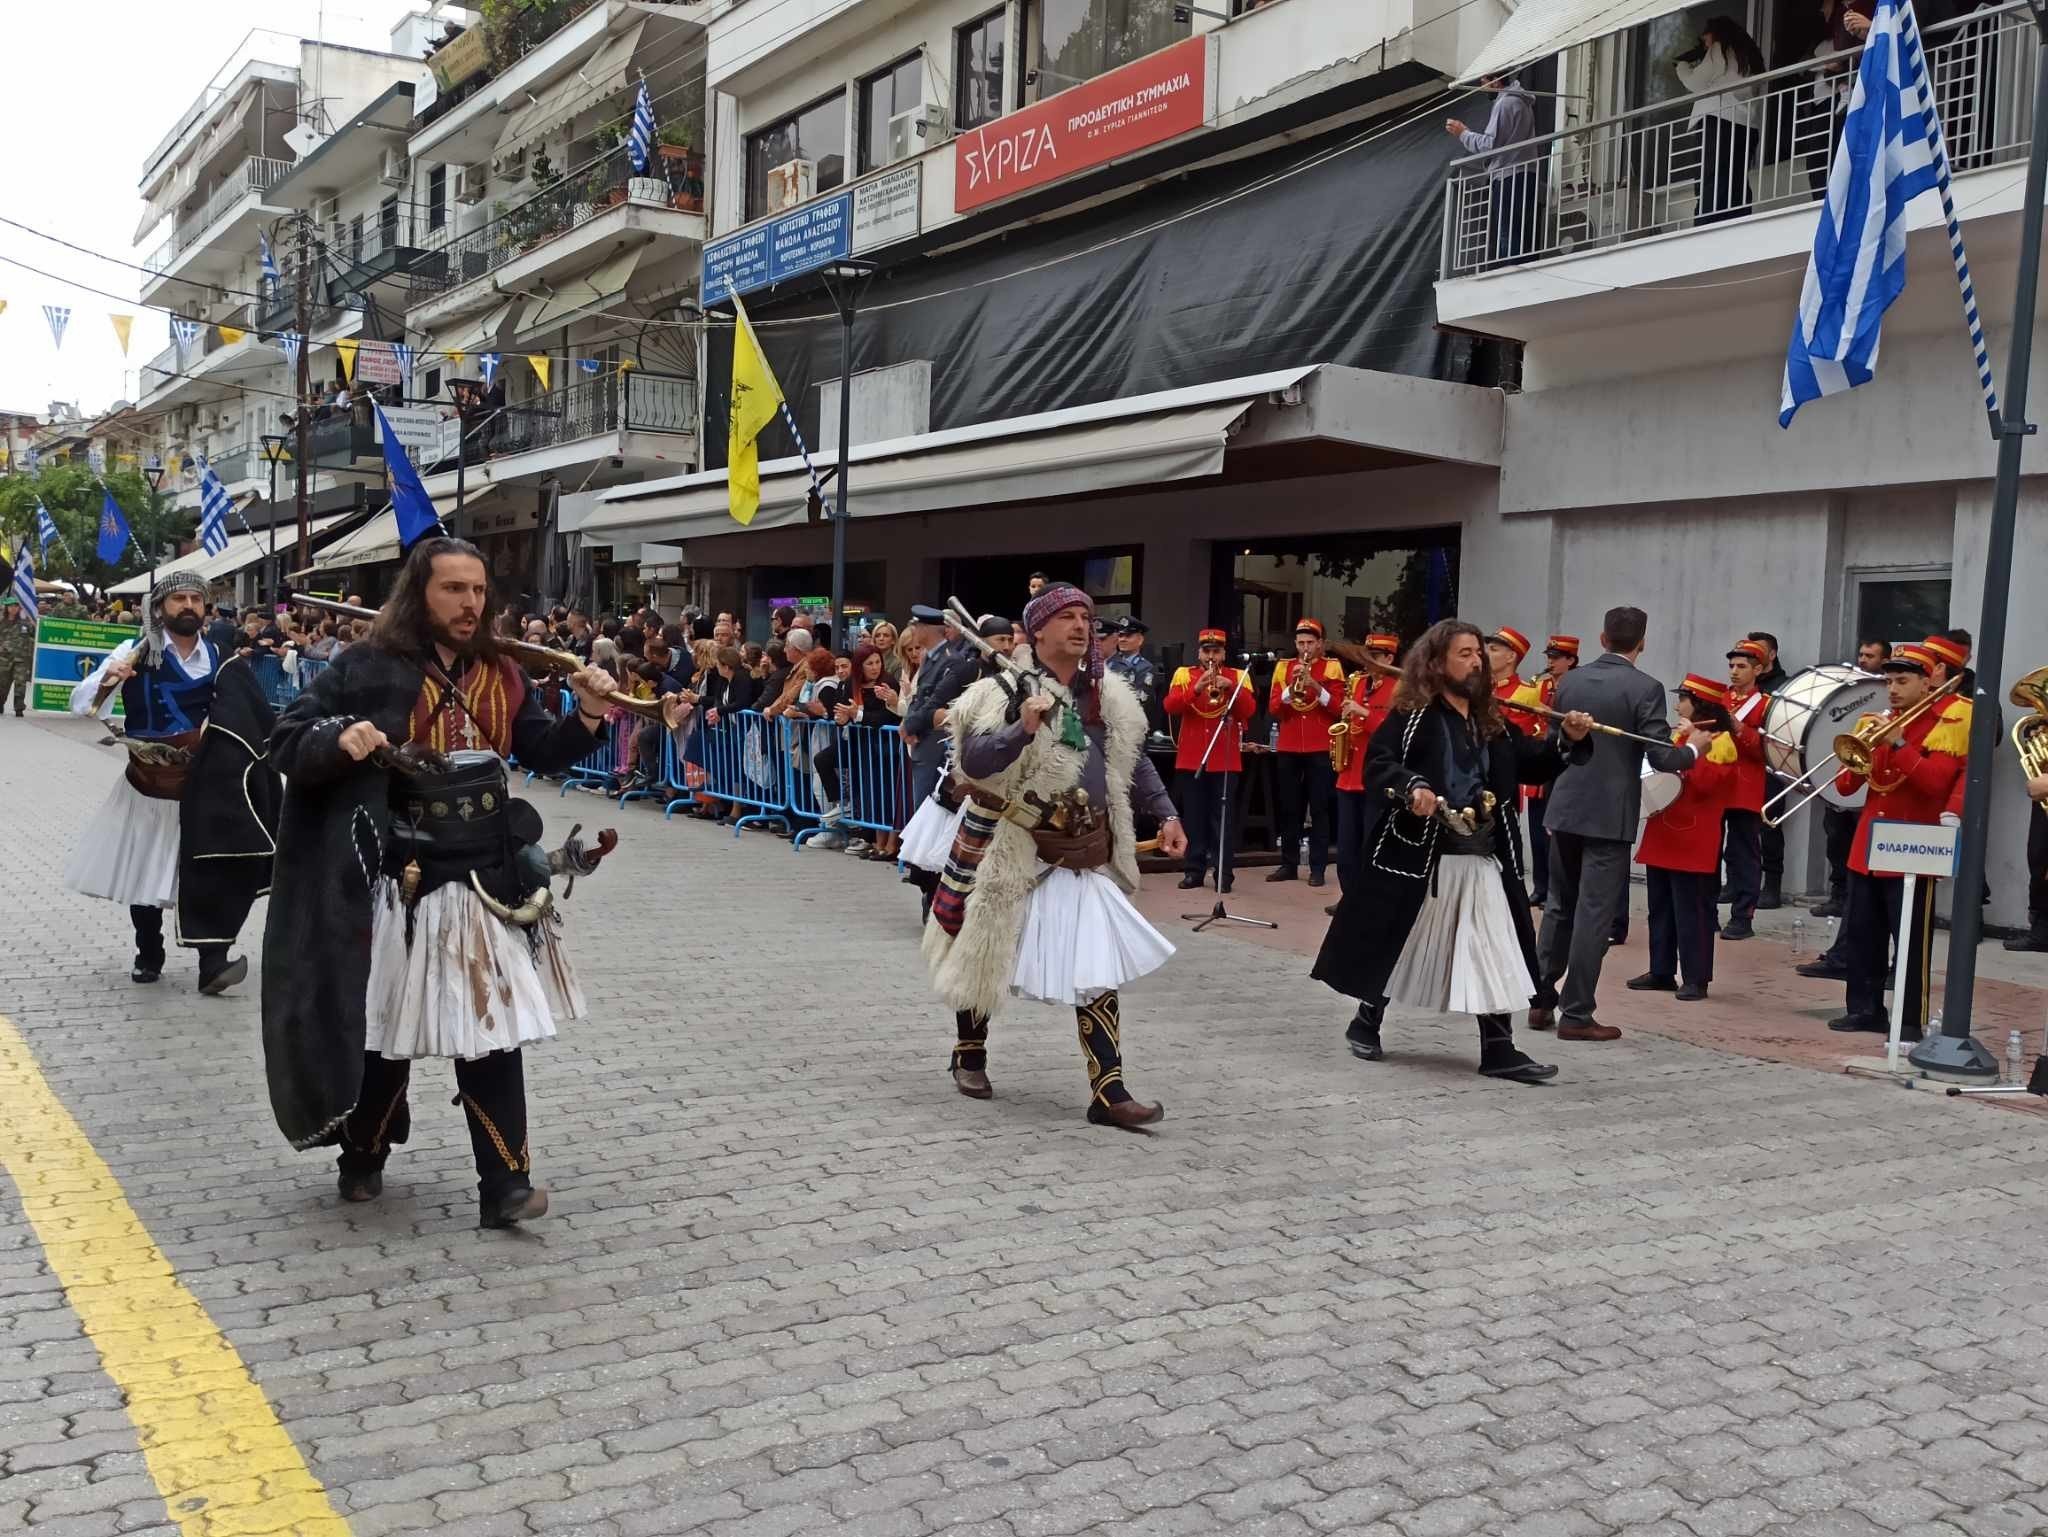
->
[727,289,783,526]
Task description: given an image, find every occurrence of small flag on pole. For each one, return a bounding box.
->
[628,79,657,175]
[10,545,36,627]
[198,463,233,556]
[260,229,281,298]
[96,489,132,563]
[373,402,446,553]
[1780,0,1994,426]
[727,285,787,527]
[35,501,59,555]
[43,305,70,350]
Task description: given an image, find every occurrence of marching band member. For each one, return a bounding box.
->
[1314,620,1593,1082]
[1628,675,1741,1002]
[1526,635,1578,905]
[1267,619,1346,888]
[261,538,622,1227]
[1331,633,1401,896]
[1719,638,1772,940]
[923,584,1187,1127]
[64,570,279,993]
[1829,643,1967,1043]
[1163,628,1257,893]
[1486,626,1545,735]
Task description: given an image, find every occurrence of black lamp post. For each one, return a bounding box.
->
[261,434,291,607]
[142,454,166,591]
[448,376,485,539]
[818,260,876,650]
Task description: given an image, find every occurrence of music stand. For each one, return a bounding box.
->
[1182,659,1279,933]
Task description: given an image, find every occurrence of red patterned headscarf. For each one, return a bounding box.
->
[1021,583,1103,695]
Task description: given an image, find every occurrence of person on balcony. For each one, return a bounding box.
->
[1446,76,1540,266]
[1676,18,1766,225]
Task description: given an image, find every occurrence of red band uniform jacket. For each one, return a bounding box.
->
[1164,665,1258,772]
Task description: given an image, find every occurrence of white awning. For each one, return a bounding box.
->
[434,298,525,362]
[497,21,644,158]
[518,247,643,337]
[1460,0,1693,83]
[111,510,355,595]
[580,370,1318,545]
[299,507,400,574]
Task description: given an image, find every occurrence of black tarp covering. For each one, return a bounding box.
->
[706,90,1500,469]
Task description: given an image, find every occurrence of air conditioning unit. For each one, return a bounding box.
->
[380,148,409,187]
[765,158,816,213]
[493,144,525,181]
[886,101,951,163]
[454,162,487,205]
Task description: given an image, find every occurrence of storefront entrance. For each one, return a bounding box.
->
[939,546,1142,628]
[1213,528,1461,658]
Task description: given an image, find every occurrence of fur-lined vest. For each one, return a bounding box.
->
[922,669,1147,1019]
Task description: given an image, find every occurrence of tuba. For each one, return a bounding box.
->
[2011,665,2048,815]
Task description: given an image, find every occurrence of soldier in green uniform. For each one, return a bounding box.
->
[0,591,32,717]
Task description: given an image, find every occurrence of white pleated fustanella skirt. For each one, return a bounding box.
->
[1011,865,1177,1008]
[1384,853,1534,1016]
[65,777,181,908]
[364,877,586,1061]
[899,794,966,874]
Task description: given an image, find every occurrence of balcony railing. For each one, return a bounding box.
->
[141,303,273,398]
[144,156,293,275]
[1442,0,2037,278]
[477,370,696,462]
[409,146,653,302]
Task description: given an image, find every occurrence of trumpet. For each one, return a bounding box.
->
[291,594,667,722]
[1199,660,1228,709]
[2011,665,2048,816]
[1287,658,1319,709]
[1764,672,1964,825]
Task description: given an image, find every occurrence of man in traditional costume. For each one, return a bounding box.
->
[923,584,1188,1129]
[261,537,620,1228]
[65,570,279,992]
[1313,619,1601,1083]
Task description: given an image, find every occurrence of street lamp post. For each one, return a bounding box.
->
[818,261,875,650]
[142,454,166,592]
[448,377,483,541]
[261,434,290,608]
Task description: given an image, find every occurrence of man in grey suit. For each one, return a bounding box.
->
[1535,606,1715,1039]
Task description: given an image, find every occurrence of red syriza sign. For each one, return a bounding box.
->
[954,36,1208,213]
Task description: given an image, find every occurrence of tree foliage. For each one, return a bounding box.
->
[0,465,192,599]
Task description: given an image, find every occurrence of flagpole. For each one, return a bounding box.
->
[1912,2,2048,1078]
[819,261,875,650]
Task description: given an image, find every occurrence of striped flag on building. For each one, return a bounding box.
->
[198,463,233,556]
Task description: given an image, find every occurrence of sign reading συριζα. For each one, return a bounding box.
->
[1865,819,1960,878]
[31,617,138,714]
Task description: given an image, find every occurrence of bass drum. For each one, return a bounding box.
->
[1762,665,1890,811]
[1639,761,1682,822]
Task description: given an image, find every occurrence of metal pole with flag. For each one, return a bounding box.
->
[11,545,36,628]
[373,401,448,553]
[197,463,233,557]
[727,286,787,527]
[627,78,656,176]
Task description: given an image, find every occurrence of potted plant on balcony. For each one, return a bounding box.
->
[658,111,704,212]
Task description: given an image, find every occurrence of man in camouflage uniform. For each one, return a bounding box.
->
[0,591,33,716]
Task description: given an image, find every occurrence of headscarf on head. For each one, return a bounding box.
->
[141,571,210,668]
[1021,582,1104,718]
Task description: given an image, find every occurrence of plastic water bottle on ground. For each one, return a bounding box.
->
[2008,1029,2027,1084]
[1791,915,1805,955]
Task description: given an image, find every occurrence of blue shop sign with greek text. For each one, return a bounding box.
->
[704,191,852,299]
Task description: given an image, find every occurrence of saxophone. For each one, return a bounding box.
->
[1329,718,1356,775]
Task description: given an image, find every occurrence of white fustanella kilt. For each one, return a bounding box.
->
[365,877,586,1061]
[1383,853,1534,1016]
[1011,865,1176,1007]
[65,776,181,909]
[899,794,967,874]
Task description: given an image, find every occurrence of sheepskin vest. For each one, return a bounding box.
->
[922,667,1147,1019]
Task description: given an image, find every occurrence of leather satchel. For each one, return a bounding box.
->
[123,730,204,800]
[1030,820,1111,871]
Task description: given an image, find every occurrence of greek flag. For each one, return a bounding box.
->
[260,229,281,297]
[1780,0,1996,426]
[172,316,201,350]
[198,464,233,556]
[393,341,414,387]
[479,351,500,385]
[278,331,301,370]
[10,545,35,626]
[35,502,58,555]
[627,79,656,175]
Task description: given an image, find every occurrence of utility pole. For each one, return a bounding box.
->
[293,211,314,580]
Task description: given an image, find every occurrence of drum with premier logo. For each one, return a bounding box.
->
[1761,665,1890,812]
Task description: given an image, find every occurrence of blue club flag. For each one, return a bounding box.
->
[10,545,35,626]
[96,489,133,563]
[374,402,446,553]
[1780,0,1995,426]
[35,501,58,554]
[627,79,656,175]
[198,464,233,556]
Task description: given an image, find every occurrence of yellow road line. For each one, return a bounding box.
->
[0,1012,348,1536]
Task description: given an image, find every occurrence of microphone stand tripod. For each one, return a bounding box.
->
[1182,659,1279,934]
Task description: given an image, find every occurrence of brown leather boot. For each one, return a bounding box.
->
[1087,1099,1165,1130]
[952,1067,992,1099]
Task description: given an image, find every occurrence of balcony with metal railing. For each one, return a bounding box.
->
[478,369,697,464]
[142,156,294,280]
[138,302,280,407]
[1440,1,2037,289]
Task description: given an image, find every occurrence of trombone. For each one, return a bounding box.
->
[1763,672,1964,826]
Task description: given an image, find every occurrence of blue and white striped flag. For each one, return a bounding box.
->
[35,501,59,555]
[627,79,656,175]
[198,463,233,556]
[10,545,35,627]
[1780,0,1995,426]
[278,331,301,370]
[171,316,201,350]
[260,229,281,297]
[43,305,70,351]
[393,341,414,387]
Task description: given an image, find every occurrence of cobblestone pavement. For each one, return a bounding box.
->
[6,712,2048,1537]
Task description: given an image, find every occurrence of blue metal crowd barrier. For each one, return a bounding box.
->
[245,653,293,709]
[619,727,688,810]
[782,715,832,847]
[835,722,906,838]
[692,710,790,835]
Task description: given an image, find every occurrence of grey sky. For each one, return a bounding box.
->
[0,3,399,421]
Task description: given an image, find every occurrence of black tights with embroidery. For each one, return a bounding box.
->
[952,991,1132,1105]
[336,1048,531,1200]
